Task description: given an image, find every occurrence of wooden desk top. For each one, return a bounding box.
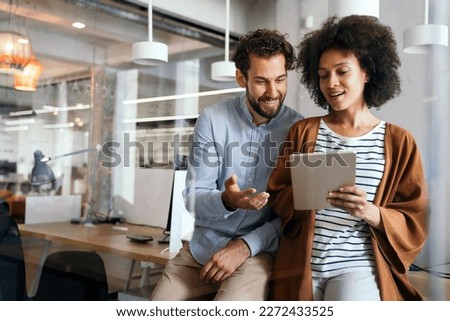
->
[19,222,175,265]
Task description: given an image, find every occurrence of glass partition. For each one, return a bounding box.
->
[0,0,242,222]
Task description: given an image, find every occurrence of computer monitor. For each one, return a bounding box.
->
[25,195,82,224]
[158,154,188,244]
[0,160,16,176]
[167,169,194,253]
[113,168,174,228]
[157,185,173,244]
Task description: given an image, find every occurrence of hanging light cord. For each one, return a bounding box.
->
[423,0,428,25]
[147,0,153,42]
[224,0,230,61]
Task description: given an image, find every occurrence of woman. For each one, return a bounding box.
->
[267,15,428,300]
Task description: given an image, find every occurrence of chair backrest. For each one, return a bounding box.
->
[0,198,9,216]
[0,215,27,301]
[33,250,109,301]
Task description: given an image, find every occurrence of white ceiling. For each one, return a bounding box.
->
[0,0,247,124]
[0,0,238,83]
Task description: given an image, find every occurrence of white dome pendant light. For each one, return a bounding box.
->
[132,0,168,65]
[403,0,448,54]
[211,0,236,81]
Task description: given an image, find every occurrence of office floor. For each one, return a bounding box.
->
[21,236,449,300]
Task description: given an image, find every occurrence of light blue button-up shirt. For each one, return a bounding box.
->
[183,95,303,265]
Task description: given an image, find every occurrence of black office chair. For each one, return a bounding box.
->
[0,198,9,216]
[33,250,109,301]
[0,215,27,301]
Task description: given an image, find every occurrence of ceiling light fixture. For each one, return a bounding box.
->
[44,122,75,130]
[14,56,44,91]
[9,104,91,118]
[403,0,448,54]
[211,0,236,81]
[132,0,168,65]
[0,0,32,73]
[123,114,199,124]
[3,125,28,132]
[123,87,245,105]
[0,31,31,73]
[72,22,86,29]
[4,118,35,126]
[0,1,43,90]
[328,0,379,19]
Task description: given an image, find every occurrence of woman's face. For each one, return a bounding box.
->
[318,48,368,112]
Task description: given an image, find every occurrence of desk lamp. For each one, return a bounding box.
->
[30,150,57,193]
[30,145,101,226]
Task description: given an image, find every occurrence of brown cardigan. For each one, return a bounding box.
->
[267,117,428,300]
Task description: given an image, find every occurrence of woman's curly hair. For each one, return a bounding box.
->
[232,29,295,79]
[296,15,401,109]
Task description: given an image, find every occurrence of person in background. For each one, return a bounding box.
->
[151,29,303,300]
[267,15,428,300]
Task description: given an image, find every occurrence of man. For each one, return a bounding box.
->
[150,29,303,301]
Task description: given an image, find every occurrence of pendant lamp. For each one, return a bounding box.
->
[132,0,168,65]
[403,0,448,54]
[328,0,379,19]
[211,0,236,81]
[0,31,32,73]
[14,56,43,91]
[0,0,33,73]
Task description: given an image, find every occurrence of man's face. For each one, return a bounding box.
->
[237,54,288,124]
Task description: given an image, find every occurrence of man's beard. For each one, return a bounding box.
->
[246,92,284,120]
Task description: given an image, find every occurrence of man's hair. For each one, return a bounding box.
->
[297,15,401,109]
[232,29,295,79]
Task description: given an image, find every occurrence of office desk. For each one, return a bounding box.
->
[19,222,175,296]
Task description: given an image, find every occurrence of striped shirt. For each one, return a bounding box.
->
[311,119,386,278]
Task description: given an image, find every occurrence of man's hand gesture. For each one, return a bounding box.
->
[221,174,269,211]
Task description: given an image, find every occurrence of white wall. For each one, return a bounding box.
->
[145,0,249,35]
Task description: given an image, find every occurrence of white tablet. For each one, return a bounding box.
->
[289,151,356,210]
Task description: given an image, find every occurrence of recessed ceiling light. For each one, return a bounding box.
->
[72,22,86,29]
